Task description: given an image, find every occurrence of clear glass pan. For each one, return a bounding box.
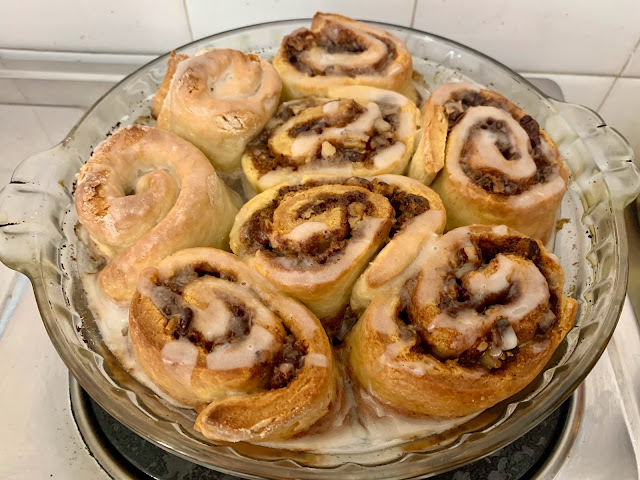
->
[0,19,639,480]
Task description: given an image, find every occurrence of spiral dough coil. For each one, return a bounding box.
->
[128,248,337,443]
[273,13,417,102]
[153,49,282,173]
[242,85,420,193]
[347,225,577,418]
[408,82,569,243]
[74,126,240,303]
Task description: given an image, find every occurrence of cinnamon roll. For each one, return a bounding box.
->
[153,49,282,173]
[74,126,240,303]
[242,86,420,193]
[409,82,568,243]
[273,13,417,102]
[230,177,400,333]
[347,225,577,418]
[129,248,337,443]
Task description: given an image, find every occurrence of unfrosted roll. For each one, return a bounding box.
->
[242,85,420,192]
[74,126,240,303]
[153,49,282,173]
[129,248,337,443]
[347,225,577,418]
[409,82,569,243]
[273,13,417,102]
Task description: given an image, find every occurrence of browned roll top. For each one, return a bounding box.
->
[240,177,430,256]
[241,85,420,192]
[231,175,444,336]
[410,82,569,242]
[442,88,560,195]
[282,19,399,78]
[128,248,336,443]
[74,125,239,303]
[273,13,416,101]
[347,225,577,418]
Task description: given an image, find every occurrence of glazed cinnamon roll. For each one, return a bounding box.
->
[409,82,568,243]
[153,49,282,173]
[347,225,577,418]
[129,248,337,443]
[74,126,240,303]
[273,13,416,102]
[230,177,398,333]
[242,86,420,192]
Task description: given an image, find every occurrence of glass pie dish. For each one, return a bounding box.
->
[0,19,639,480]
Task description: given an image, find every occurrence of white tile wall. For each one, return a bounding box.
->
[412,0,640,76]
[0,0,192,54]
[0,105,84,185]
[185,0,416,40]
[0,0,638,158]
[599,78,640,158]
[522,73,615,111]
[623,41,640,77]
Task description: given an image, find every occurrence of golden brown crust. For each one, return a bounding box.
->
[74,126,240,303]
[409,83,568,243]
[347,225,577,417]
[154,48,282,173]
[152,50,188,120]
[273,13,416,102]
[128,248,337,442]
[350,174,446,312]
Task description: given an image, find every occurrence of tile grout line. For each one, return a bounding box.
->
[596,34,640,112]
[410,0,418,27]
[182,0,195,42]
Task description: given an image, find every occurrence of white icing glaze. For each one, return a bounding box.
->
[499,322,518,350]
[83,273,189,407]
[323,101,340,115]
[301,37,386,70]
[83,270,488,454]
[445,108,567,207]
[161,338,199,386]
[206,325,277,370]
[282,221,330,243]
[492,225,509,236]
[465,257,512,300]
[304,353,329,368]
[378,339,427,377]
[255,217,386,284]
[460,107,536,182]
[189,296,234,341]
[290,102,381,159]
[531,338,552,354]
[372,142,406,169]
[429,254,550,351]
[370,90,409,107]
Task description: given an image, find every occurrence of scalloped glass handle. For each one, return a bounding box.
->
[0,145,78,278]
[547,99,640,209]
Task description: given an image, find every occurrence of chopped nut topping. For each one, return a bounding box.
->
[321,141,337,158]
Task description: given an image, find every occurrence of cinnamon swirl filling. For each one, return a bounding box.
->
[410,82,569,242]
[128,248,336,442]
[242,86,419,192]
[282,24,398,77]
[346,225,577,418]
[231,176,442,330]
[273,13,416,102]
